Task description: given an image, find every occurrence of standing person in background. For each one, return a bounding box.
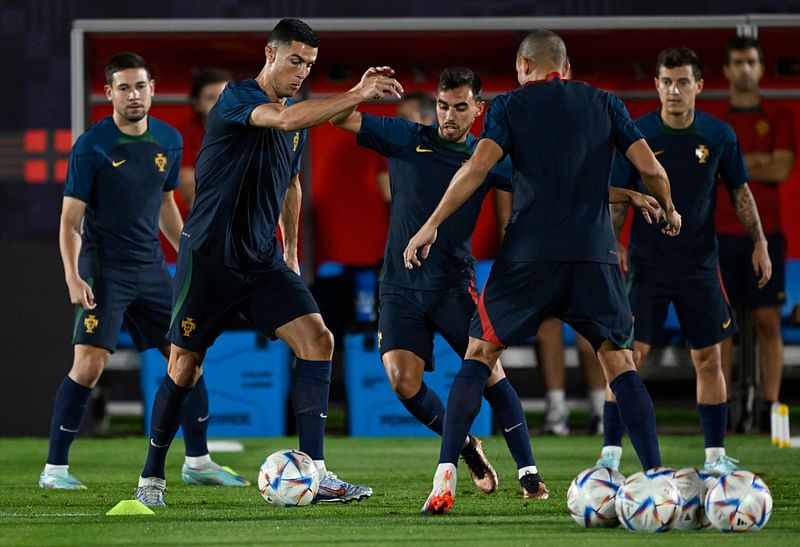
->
[716,36,796,430]
[40,52,246,490]
[600,47,770,476]
[177,69,232,213]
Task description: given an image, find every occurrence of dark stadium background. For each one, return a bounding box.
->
[1,0,798,436]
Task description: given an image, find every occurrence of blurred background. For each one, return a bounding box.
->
[1,1,799,440]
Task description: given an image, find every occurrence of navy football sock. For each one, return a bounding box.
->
[698,402,727,448]
[292,359,331,461]
[399,382,445,436]
[602,400,625,447]
[484,378,535,469]
[46,377,93,466]
[610,371,661,469]
[142,376,192,479]
[180,375,209,458]
[439,359,491,464]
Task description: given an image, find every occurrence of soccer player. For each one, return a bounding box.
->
[332,67,545,498]
[132,18,403,507]
[40,52,247,490]
[716,36,795,429]
[177,68,232,212]
[404,30,681,514]
[598,47,771,476]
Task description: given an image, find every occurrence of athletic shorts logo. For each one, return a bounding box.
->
[293,131,300,151]
[695,144,709,164]
[722,318,732,329]
[111,159,126,167]
[415,145,433,153]
[181,316,197,337]
[84,314,99,334]
[154,152,168,172]
[377,330,382,348]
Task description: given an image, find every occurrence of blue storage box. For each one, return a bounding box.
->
[344,332,492,437]
[140,331,291,437]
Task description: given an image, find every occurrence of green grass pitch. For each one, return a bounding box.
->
[1,435,798,545]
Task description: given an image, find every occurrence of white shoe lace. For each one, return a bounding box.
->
[137,485,165,504]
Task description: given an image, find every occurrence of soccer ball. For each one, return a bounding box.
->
[257,449,320,507]
[672,467,712,530]
[615,467,681,532]
[705,470,772,532]
[566,466,626,528]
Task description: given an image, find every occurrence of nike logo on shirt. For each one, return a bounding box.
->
[112,159,127,167]
[415,145,433,153]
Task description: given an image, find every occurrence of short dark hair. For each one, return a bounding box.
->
[656,47,703,80]
[105,52,150,85]
[268,18,320,48]
[517,30,567,70]
[438,67,482,102]
[403,91,437,120]
[723,35,765,65]
[190,68,233,99]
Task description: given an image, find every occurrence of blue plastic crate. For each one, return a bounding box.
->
[140,331,291,437]
[344,332,492,437]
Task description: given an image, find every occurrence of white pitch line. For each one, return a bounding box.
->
[0,512,97,517]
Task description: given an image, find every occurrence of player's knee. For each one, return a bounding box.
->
[693,352,722,378]
[754,314,782,340]
[168,347,203,387]
[70,346,109,387]
[386,366,422,399]
[294,326,334,360]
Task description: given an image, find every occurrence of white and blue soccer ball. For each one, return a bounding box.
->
[615,467,681,533]
[672,467,712,530]
[257,449,320,507]
[705,470,772,533]
[567,466,626,528]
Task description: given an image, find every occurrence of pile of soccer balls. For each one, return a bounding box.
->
[567,466,772,533]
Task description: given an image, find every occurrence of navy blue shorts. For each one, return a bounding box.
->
[72,263,172,353]
[378,282,478,371]
[169,246,319,352]
[718,233,786,309]
[469,261,634,351]
[627,262,737,349]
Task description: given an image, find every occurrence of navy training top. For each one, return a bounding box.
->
[182,79,306,271]
[64,115,181,273]
[357,113,512,290]
[610,110,749,278]
[481,74,644,265]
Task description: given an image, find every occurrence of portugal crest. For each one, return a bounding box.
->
[181,316,196,337]
[84,314,99,334]
[293,132,300,151]
[695,144,709,164]
[154,153,168,172]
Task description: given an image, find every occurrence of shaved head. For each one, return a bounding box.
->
[517,30,567,70]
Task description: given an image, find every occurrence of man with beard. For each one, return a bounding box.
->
[41,52,247,490]
[715,36,796,429]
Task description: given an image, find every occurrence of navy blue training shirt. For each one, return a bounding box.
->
[183,79,306,270]
[357,113,512,290]
[481,73,644,264]
[610,110,749,277]
[64,116,181,269]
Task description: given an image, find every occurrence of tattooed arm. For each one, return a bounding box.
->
[729,183,772,288]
